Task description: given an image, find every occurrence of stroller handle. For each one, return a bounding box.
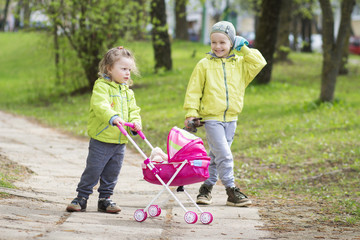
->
[117,122,146,140]
[117,122,154,159]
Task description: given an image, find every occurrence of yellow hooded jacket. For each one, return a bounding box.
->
[183,46,266,122]
[87,78,141,144]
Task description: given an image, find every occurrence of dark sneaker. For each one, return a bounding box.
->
[196,184,213,205]
[66,197,87,212]
[98,198,121,213]
[226,187,252,207]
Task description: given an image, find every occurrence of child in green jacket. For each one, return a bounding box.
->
[66,47,141,213]
[184,21,266,207]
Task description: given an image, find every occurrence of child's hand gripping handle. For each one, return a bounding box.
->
[116,123,149,160]
[117,122,154,152]
[117,123,128,136]
[184,117,204,133]
[123,122,146,140]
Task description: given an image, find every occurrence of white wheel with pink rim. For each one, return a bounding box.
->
[200,212,213,224]
[184,211,198,224]
[156,207,161,216]
[148,205,161,217]
[134,209,147,222]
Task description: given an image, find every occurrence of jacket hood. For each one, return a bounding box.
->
[206,51,236,60]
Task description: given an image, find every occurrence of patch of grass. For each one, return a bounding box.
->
[0,175,15,188]
[0,154,33,195]
[235,53,360,225]
[0,192,11,198]
[0,32,359,225]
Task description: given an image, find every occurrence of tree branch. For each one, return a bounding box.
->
[336,0,356,50]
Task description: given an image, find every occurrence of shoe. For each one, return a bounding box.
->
[98,198,121,213]
[66,197,87,212]
[196,184,213,205]
[225,187,252,207]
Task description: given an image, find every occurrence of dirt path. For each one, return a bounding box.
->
[0,111,271,240]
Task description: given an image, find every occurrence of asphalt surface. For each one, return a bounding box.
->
[0,110,271,240]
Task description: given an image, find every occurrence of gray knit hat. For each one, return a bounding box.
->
[210,21,236,45]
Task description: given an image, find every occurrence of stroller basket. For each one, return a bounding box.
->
[142,159,210,186]
[143,126,210,186]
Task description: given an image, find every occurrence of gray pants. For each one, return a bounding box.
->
[76,138,126,199]
[203,121,237,188]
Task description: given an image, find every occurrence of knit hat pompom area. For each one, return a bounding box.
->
[210,21,236,45]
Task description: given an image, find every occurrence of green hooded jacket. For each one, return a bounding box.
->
[87,78,141,144]
[183,46,266,122]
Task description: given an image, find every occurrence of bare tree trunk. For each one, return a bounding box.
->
[23,0,30,29]
[254,0,282,84]
[15,0,23,30]
[301,16,313,52]
[291,11,301,51]
[0,0,11,31]
[53,24,60,83]
[150,0,172,72]
[339,24,351,75]
[275,0,293,62]
[175,0,189,40]
[319,0,355,102]
[83,60,99,90]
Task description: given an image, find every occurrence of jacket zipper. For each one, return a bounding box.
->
[119,86,123,143]
[222,60,229,121]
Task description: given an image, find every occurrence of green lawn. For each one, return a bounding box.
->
[1,32,359,225]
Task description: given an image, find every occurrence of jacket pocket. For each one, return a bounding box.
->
[96,125,109,136]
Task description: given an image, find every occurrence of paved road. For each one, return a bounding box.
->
[0,111,271,240]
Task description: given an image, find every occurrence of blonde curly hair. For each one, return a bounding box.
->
[98,46,140,86]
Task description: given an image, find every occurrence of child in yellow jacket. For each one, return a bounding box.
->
[66,47,141,213]
[184,21,266,207]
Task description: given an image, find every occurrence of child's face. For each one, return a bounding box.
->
[108,57,134,84]
[210,32,232,58]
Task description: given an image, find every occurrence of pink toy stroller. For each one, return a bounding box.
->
[118,123,213,224]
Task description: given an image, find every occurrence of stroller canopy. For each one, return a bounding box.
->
[167,127,209,163]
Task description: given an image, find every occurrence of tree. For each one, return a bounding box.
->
[175,0,189,40]
[319,0,356,102]
[275,0,293,62]
[300,0,314,52]
[150,0,172,72]
[23,0,31,29]
[13,0,31,29]
[0,0,11,31]
[253,0,282,84]
[40,0,147,90]
[339,22,352,75]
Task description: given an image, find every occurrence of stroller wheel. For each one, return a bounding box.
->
[184,211,198,224]
[148,205,161,217]
[200,212,213,224]
[134,209,147,222]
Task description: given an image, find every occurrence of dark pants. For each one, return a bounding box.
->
[76,138,126,199]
